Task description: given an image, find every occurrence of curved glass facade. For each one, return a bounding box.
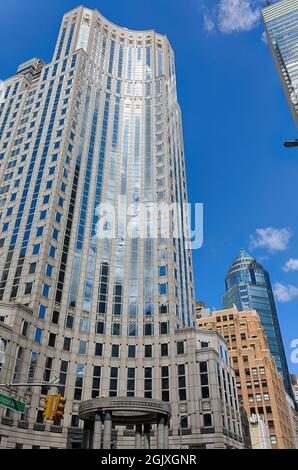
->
[0,7,224,449]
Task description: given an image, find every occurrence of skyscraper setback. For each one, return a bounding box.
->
[262,0,298,128]
[0,7,243,449]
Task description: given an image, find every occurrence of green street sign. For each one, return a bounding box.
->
[0,393,26,413]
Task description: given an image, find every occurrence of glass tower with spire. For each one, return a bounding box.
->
[223,249,293,400]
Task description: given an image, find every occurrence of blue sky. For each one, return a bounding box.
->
[0,0,297,376]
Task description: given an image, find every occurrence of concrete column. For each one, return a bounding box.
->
[144,424,151,449]
[89,429,94,449]
[102,411,112,449]
[157,415,165,449]
[135,424,143,449]
[164,418,169,449]
[82,421,91,449]
[93,414,102,449]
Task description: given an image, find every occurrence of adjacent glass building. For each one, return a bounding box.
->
[262,0,298,128]
[222,249,293,401]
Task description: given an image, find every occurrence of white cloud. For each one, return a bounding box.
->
[203,12,216,33]
[273,281,298,302]
[200,0,279,35]
[283,258,298,272]
[250,227,292,253]
[217,0,260,33]
[261,30,268,43]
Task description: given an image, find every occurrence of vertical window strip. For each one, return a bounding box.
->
[0,83,54,300]
[68,91,100,308]
[55,86,92,303]
[83,92,110,312]
[56,27,67,61]
[10,81,63,299]
[65,22,76,57]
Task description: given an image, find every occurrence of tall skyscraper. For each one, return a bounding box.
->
[222,249,293,401]
[0,7,243,449]
[262,0,298,128]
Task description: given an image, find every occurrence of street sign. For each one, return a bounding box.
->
[0,393,26,413]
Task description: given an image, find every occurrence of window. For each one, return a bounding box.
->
[95,343,103,357]
[200,362,209,399]
[144,368,152,399]
[159,266,167,277]
[270,436,277,445]
[160,322,168,335]
[36,226,44,237]
[63,337,71,352]
[128,345,136,358]
[96,321,105,335]
[49,245,56,258]
[71,415,79,428]
[52,310,59,324]
[180,416,188,429]
[29,262,37,274]
[36,410,44,424]
[159,303,168,314]
[34,327,43,344]
[38,304,47,320]
[127,368,135,397]
[65,314,74,329]
[74,363,85,401]
[161,343,168,357]
[144,324,153,336]
[21,320,29,337]
[112,323,120,336]
[159,283,168,295]
[203,414,212,427]
[161,366,170,402]
[42,283,50,298]
[45,264,53,277]
[177,341,185,355]
[48,333,56,348]
[32,244,41,255]
[92,366,101,399]
[145,344,152,358]
[178,364,187,401]
[112,344,120,358]
[25,282,33,295]
[109,367,118,397]
[79,340,87,355]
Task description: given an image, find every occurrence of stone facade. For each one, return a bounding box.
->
[197,306,296,449]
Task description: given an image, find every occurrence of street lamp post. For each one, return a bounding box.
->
[284,139,298,148]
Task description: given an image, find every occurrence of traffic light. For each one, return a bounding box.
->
[43,395,54,420]
[53,394,66,420]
